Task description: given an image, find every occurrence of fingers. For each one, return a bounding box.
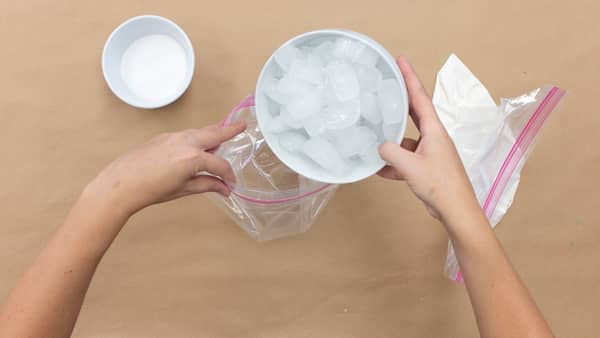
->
[376,138,419,180]
[378,141,419,180]
[193,152,236,183]
[396,56,438,132]
[377,138,419,180]
[184,175,230,197]
[188,121,247,150]
[377,165,404,180]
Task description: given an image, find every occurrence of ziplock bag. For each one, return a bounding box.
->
[208,95,337,241]
[440,85,566,281]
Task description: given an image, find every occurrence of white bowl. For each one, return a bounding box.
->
[102,15,195,109]
[255,29,408,184]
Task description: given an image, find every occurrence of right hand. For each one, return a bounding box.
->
[378,56,480,221]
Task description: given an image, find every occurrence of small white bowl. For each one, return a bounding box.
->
[255,29,408,184]
[102,15,195,109]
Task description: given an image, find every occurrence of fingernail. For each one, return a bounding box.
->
[230,121,246,129]
[220,186,231,197]
[221,170,236,183]
[378,141,392,155]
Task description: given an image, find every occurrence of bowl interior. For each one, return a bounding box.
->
[255,30,408,184]
[102,16,195,108]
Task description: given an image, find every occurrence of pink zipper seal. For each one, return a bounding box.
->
[454,86,566,283]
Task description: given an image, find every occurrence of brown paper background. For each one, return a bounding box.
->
[1,0,598,337]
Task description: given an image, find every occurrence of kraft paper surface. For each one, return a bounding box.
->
[0,0,598,337]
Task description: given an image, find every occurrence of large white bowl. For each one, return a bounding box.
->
[102,15,195,109]
[255,29,408,184]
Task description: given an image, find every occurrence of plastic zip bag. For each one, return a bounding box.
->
[208,95,337,241]
[442,85,566,281]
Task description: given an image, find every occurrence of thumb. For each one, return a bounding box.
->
[378,141,419,180]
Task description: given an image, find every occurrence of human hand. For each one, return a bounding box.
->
[378,56,479,221]
[82,122,246,217]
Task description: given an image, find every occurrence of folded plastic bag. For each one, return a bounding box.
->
[433,55,566,281]
[208,95,337,241]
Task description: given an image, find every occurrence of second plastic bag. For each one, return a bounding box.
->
[209,96,337,241]
[434,55,566,281]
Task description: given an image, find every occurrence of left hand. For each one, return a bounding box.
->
[82,121,247,217]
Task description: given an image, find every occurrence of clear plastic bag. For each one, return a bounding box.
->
[443,85,566,281]
[208,95,337,241]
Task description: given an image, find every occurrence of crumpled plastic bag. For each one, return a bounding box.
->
[433,54,566,281]
[208,96,337,241]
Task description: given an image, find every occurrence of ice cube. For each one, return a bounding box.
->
[263,62,284,81]
[281,107,303,129]
[332,125,377,158]
[372,122,385,142]
[303,115,326,137]
[354,46,379,67]
[278,131,308,153]
[359,142,385,165]
[332,38,365,61]
[359,119,385,142]
[286,87,323,121]
[377,62,395,79]
[326,61,360,102]
[378,79,404,124]
[289,56,324,85]
[267,97,281,116]
[383,122,402,141]
[277,73,313,97]
[263,77,290,105]
[355,65,382,92]
[302,137,347,174]
[274,44,301,71]
[360,92,382,124]
[264,115,290,133]
[323,82,338,106]
[323,98,361,130]
[313,41,334,64]
[308,53,324,67]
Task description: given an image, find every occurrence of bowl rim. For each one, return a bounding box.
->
[255,29,408,184]
[101,15,195,109]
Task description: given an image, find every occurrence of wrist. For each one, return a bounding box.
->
[81,176,141,218]
[78,182,135,224]
[52,188,132,261]
[437,189,489,238]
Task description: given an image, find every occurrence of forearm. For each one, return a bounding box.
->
[443,200,553,338]
[0,193,129,338]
